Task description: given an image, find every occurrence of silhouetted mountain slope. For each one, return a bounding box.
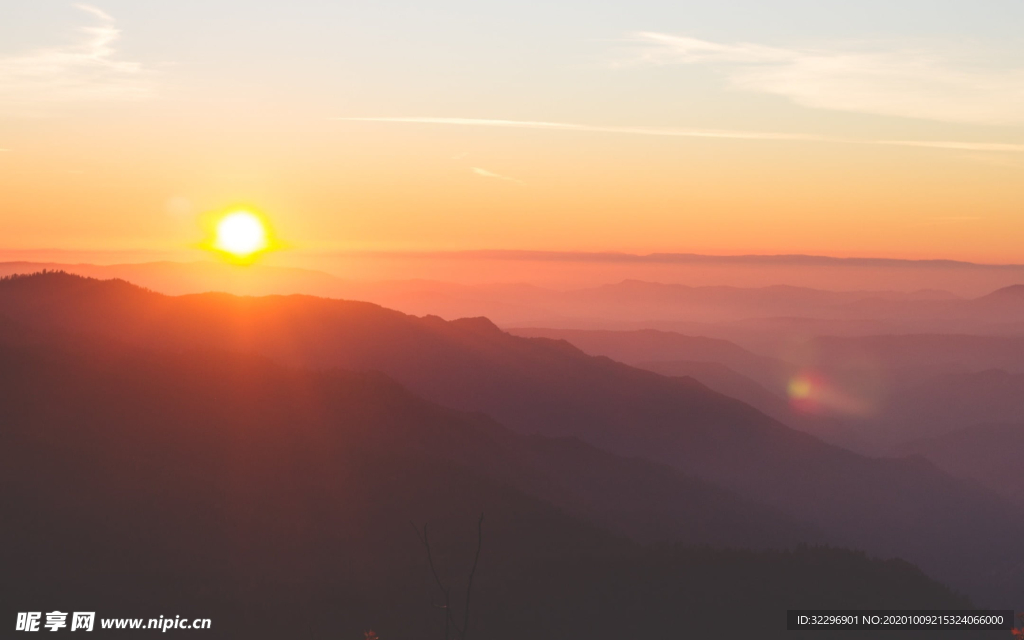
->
[812,334,1024,375]
[0,332,972,639]
[508,327,793,390]
[638,359,789,416]
[874,370,1024,445]
[0,321,810,552]
[976,284,1024,306]
[523,326,1024,451]
[900,423,1024,507]
[634,359,876,453]
[504,328,874,452]
[2,272,1023,605]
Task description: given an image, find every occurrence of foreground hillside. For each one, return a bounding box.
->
[0,328,975,638]
[2,272,1023,606]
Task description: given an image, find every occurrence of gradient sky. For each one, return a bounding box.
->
[2,0,1023,265]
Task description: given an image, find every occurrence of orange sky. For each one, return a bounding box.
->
[2,2,1023,268]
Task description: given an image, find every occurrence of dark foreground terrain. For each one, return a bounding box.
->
[0,273,1015,638]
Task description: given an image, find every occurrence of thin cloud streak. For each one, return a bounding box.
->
[875,140,1024,153]
[471,167,524,184]
[335,117,1024,153]
[624,32,1024,126]
[0,4,154,115]
[74,3,114,21]
[339,116,827,142]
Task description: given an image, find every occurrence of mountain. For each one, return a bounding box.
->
[0,260,352,298]
[638,359,790,416]
[872,370,1024,445]
[9,261,1024,338]
[0,317,809,552]
[810,334,1024,376]
[507,327,794,390]
[977,284,1024,305]
[900,423,1024,507]
[512,328,1024,387]
[2,272,1024,605]
[633,359,876,453]
[507,327,1024,451]
[503,327,865,445]
[0,323,973,639]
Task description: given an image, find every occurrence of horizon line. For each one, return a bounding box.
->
[5,249,1024,270]
[321,249,1024,270]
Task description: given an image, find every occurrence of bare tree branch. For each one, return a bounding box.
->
[461,513,484,640]
[412,521,462,639]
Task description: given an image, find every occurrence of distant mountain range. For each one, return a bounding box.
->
[900,422,1024,508]
[513,327,1024,452]
[0,279,982,638]
[3,260,1024,341]
[508,328,793,389]
[364,249,1024,269]
[3,271,1024,609]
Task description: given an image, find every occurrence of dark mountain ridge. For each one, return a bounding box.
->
[508,326,794,389]
[0,323,972,638]
[517,326,1024,451]
[0,314,809,551]
[2,272,1023,605]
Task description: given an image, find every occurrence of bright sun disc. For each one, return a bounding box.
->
[214,212,269,257]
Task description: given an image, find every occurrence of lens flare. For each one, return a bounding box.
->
[788,377,814,400]
[788,371,826,414]
[787,370,875,417]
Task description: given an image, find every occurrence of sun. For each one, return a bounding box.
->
[212,211,270,259]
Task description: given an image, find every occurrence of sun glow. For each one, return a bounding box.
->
[212,211,270,259]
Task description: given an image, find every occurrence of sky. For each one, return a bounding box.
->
[1,0,1023,267]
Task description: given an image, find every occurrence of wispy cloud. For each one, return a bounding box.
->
[338,116,824,142]
[622,32,1024,126]
[471,167,524,184]
[0,4,154,115]
[335,117,1024,153]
